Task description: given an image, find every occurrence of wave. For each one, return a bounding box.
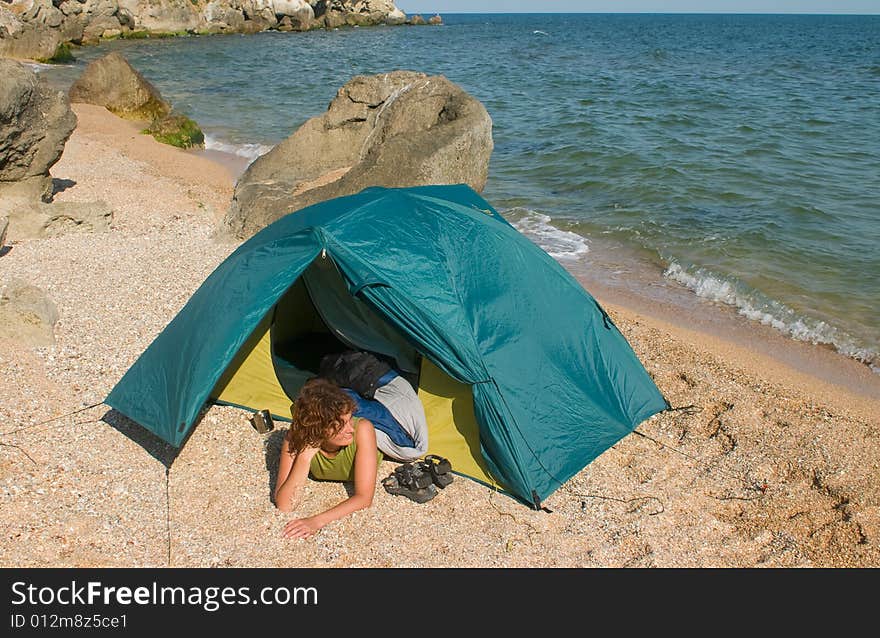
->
[664,261,877,372]
[506,208,589,261]
[203,135,273,163]
[21,61,58,73]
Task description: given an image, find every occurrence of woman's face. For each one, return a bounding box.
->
[326,411,355,447]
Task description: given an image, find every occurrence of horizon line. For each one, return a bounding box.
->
[403,10,880,15]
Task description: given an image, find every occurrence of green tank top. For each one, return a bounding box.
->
[309,417,383,482]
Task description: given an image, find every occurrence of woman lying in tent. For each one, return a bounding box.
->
[275,377,378,539]
[274,352,430,539]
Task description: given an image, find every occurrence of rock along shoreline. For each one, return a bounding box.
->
[0,1,442,63]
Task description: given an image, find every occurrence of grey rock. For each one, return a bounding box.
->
[125,0,200,34]
[223,70,493,239]
[384,8,405,25]
[68,52,171,121]
[59,2,85,17]
[321,0,399,27]
[81,14,123,42]
[0,178,57,205]
[0,59,77,202]
[4,2,409,60]
[0,279,59,347]
[0,6,62,61]
[0,198,113,241]
[273,0,313,20]
[0,216,7,249]
[23,0,65,29]
[200,1,246,33]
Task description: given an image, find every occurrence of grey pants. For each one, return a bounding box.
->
[372,375,429,461]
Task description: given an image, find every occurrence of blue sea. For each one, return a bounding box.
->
[37,13,880,373]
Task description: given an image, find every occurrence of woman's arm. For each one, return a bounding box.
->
[274,436,317,512]
[282,420,379,539]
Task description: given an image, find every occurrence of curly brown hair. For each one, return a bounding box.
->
[286,377,357,456]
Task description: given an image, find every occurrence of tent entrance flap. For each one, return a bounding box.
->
[302,254,420,385]
[210,275,334,421]
[210,310,293,421]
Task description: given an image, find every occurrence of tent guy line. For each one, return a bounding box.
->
[0,400,104,436]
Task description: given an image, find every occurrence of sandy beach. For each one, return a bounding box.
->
[1,103,878,568]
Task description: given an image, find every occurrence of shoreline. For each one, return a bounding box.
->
[2,104,878,568]
[570,267,880,413]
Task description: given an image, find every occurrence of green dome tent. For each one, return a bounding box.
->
[106,184,668,508]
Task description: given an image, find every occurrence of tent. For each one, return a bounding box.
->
[106,184,668,508]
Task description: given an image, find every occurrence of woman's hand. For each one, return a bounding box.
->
[300,445,321,460]
[282,516,321,539]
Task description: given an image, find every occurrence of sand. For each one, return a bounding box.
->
[1,103,878,568]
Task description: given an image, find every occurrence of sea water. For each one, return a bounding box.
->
[36,13,880,373]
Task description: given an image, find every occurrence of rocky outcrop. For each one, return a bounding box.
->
[223,70,493,239]
[0,1,412,61]
[68,51,171,121]
[1,59,114,241]
[404,14,442,26]
[313,0,399,27]
[0,58,77,203]
[0,5,63,61]
[0,279,59,347]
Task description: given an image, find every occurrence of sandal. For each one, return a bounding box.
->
[382,471,437,504]
[420,454,454,488]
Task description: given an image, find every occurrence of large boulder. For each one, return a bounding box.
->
[0,58,77,203]
[274,0,313,21]
[199,1,247,34]
[68,52,172,121]
[241,0,279,30]
[0,279,59,347]
[223,70,493,239]
[384,7,405,25]
[274,0,315,31]
[80,3,124,44]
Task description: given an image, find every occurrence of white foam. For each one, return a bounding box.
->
[203,135,273,163]
[664,261,877,368]
[21,61,54,73]
[508,209,589,260]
